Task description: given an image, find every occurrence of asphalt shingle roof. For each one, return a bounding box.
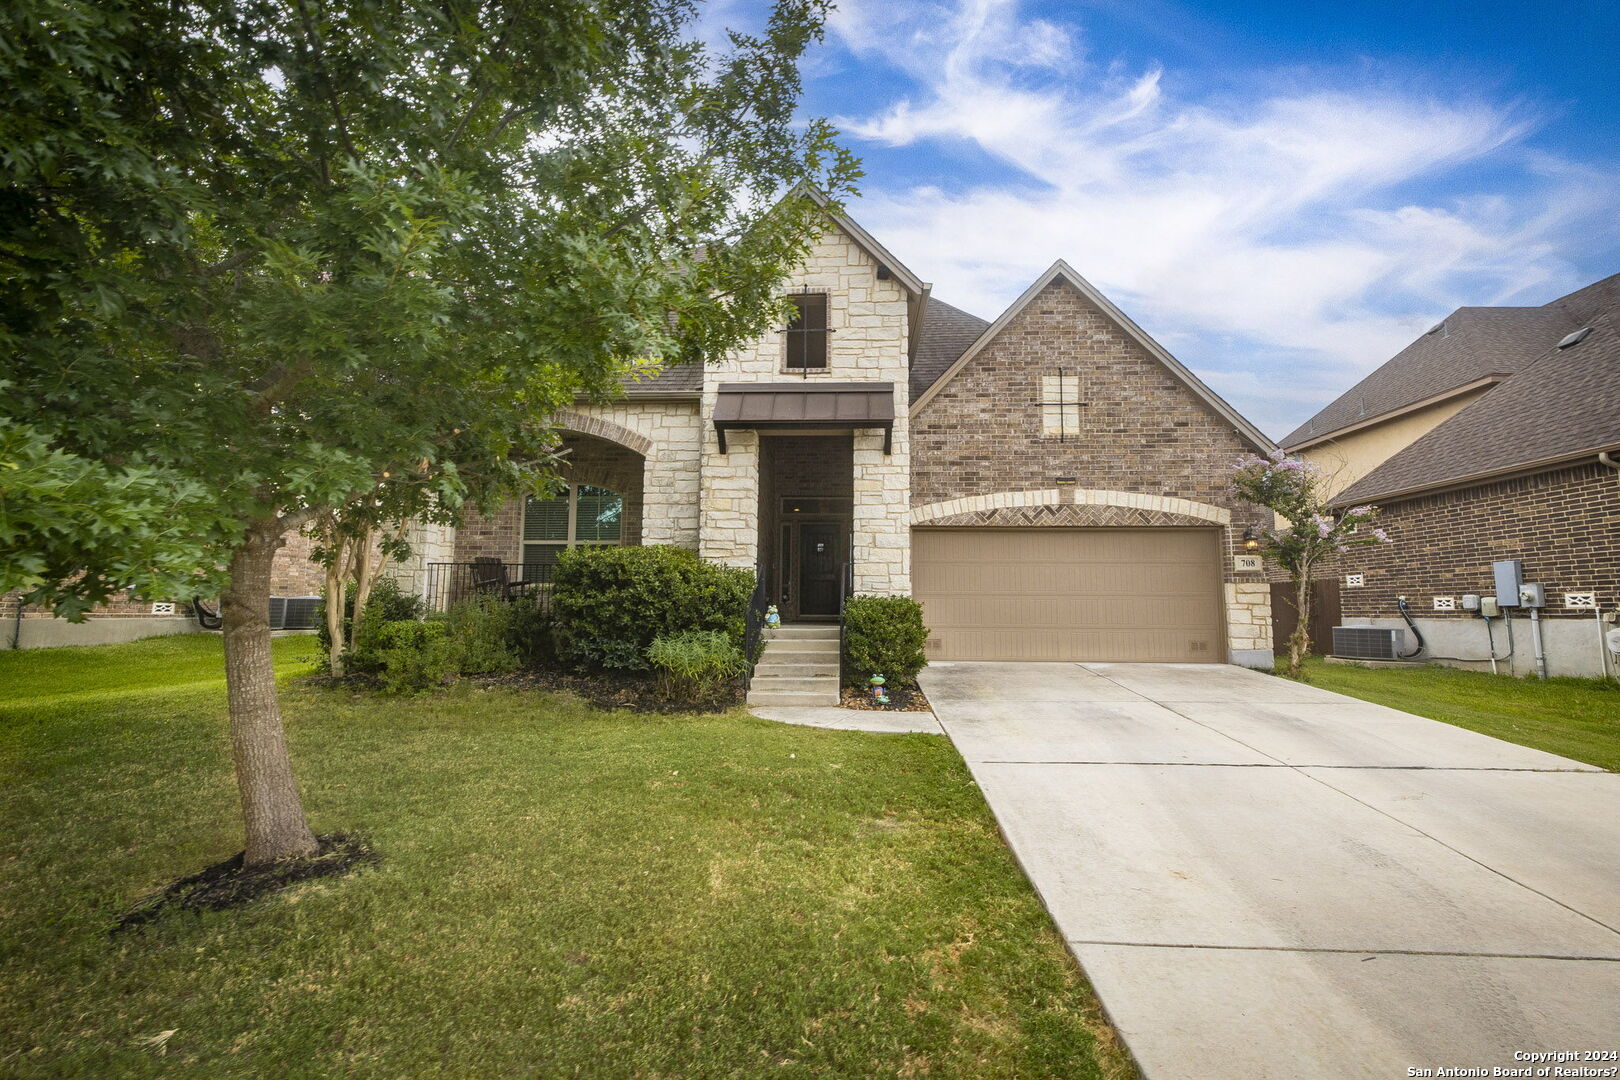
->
[1334,308,1620,504]
[1281,306,1577,448]
[910,297,990,401]
[616,361,704,396]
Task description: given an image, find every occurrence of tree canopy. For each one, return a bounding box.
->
[1,0,858,610]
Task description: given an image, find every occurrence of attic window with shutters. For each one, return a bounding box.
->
[785,292,829,370]
[1040,372,1087,439]
[522,484,622,572]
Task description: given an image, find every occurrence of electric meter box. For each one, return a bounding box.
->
[1519,583,1546,608]
[1493,560,1523,606]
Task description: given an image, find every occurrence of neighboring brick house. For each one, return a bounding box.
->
[1283,273,1620,677]
[12,194,1279,665]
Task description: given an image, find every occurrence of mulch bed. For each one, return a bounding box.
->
[839,684,932,712]
[471,669,744,714]
[113,833,377,934]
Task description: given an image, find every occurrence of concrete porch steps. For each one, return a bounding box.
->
[748,624,841,707]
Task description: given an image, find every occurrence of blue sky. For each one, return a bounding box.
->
[732,0,1620,437]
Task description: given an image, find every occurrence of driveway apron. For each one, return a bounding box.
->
[919,661,1620,1080]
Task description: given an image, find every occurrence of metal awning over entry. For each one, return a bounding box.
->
[714,382,895,453]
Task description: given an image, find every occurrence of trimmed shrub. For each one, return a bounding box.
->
[374,619,462,694]
[647,630,747,703]
[444,595,522,676]
[551,546,754,672]
[842,594,928,687]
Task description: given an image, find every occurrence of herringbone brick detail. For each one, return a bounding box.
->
[924,504,1211,528]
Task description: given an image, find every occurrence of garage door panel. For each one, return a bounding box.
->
[917,561,1213,596]
[913,527,1225,663]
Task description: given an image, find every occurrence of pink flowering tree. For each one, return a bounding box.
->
[1231,450,1392,678]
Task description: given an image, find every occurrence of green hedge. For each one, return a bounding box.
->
[842,594,928,688]
[551,546,755,672]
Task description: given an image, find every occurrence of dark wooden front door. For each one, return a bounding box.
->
[799,523,841,616]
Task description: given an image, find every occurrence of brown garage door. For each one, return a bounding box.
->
[912,527,1225,662]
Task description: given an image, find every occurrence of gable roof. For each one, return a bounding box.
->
[911,260,1274,451]
[1334,308,1620,505]
[910,297,990,401]
[797,185,928,298]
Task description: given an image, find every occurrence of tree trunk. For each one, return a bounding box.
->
[324,557,348,676]
[222,524,319,865]
[1287,573,1313,679]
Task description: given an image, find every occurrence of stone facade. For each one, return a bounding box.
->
[562,403,703,549]
[698,224,913,594]
[910,276,1274,663]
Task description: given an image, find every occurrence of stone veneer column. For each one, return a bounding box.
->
[851,419,911,595]
[1224,582,1274,667]
[698,428,760,567]
[629,405,702,549]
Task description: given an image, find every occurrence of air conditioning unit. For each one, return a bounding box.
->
[1331,626,1406,661]
[280,596,321,630]
[267,596,289,630]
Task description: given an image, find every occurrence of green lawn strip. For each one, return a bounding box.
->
[2,640,1132,1079]
[0,633,322,706]
[1300,657,1620,771]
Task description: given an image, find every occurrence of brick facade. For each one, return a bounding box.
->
[1338,462,1620,621]
[910,276,1275,661]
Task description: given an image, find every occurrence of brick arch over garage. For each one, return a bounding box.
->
[911,488,1231,527]
[553,410,654,457]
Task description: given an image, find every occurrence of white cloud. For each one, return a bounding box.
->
[821,0,1616,437]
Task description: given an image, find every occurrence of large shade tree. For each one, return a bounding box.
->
[1,0,857,864]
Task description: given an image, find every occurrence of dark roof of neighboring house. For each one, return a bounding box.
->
[1280,306,1577,448]
[1283,272,1620,449]
[1334,309,1620,505]
[910,296,990,401]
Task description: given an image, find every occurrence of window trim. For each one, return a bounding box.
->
[522,484,623,569]
[782,292,831,372]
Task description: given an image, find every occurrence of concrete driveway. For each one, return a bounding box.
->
[919,661,1620,1080]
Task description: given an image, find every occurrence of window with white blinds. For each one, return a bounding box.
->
[522,485,623,571]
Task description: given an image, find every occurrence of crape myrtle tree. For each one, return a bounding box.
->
[1231,450,1391,679]
[0,0,858,864]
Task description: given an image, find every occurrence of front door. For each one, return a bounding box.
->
[798,522,841,617]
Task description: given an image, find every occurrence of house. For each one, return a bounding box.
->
[1282,273,1620,678]
[8,194,1279,666]
[390,193,1279,668]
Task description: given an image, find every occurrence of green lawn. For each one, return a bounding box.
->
[1,635,1132,1079]
[1300,657,1620,771]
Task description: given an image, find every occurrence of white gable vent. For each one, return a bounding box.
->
[1557,327,1592,349]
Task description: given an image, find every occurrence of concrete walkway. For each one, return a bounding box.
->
[749,705,943,734]
[919,661,1620,1080]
